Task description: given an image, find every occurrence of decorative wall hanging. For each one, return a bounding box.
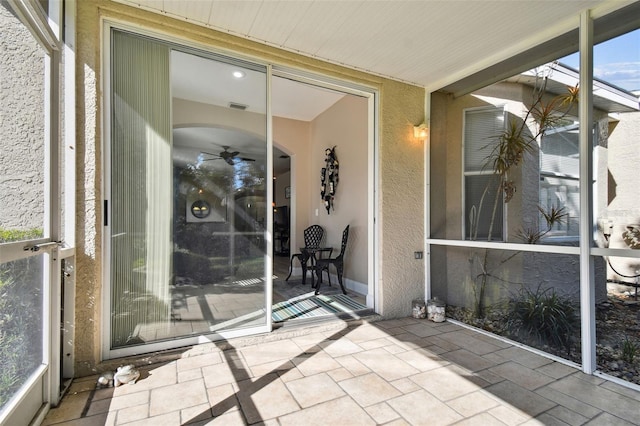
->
[320,146,339,214]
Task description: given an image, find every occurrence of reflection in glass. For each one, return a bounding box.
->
[592,30,640,384]
[432,245,584,363]
[431,60,582,246]
[110,31,268,349]
[595,255,640,385]
[0,256,44,412]
[0,2,46,243]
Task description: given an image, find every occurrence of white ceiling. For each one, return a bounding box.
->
[113,0,636,93]
[172,50,345,121]
[116,0,638,176]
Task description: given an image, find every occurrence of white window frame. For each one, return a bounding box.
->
[462,105,507,241]
[539,121,581,241]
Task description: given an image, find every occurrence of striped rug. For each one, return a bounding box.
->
[272,293,369,322]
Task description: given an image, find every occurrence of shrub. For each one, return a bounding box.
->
[621,336,638,363]
[0,227,43,243]
[506,285,578,355]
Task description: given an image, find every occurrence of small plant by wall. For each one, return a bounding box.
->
[505,285,579,355]
[621,335,638,364]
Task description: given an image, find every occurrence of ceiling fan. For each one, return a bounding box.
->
[201,145,255,166]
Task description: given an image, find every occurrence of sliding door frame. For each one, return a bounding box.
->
[102,21,274,360]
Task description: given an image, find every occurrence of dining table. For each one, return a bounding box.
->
[299,246,333,288]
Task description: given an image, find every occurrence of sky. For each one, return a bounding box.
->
[560,29,640,93]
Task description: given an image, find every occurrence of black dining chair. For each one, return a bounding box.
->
[314,225,349,295]
[285,224,326,283]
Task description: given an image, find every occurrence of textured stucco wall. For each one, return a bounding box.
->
[74,0,424,374]
[378,80,425,317]
[605,110,640,238]
[0,4,45,232]
[312,95,369,286]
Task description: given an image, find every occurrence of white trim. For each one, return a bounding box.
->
[106,324,274,360]
[0,364,48,426]
[101,21,112,362]
[426,238,581,255]
[8,0,60,51]
[578,9,596,375]
[424,94,431,301]
[591,247,640,258]
[449,319,582,370]
[272,67,376,99]
[61,0,77,383]
[370,90,379,314]
[594,370,640,393]
[266,64,274,333]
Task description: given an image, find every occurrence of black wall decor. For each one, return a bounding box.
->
[321,146,339,214]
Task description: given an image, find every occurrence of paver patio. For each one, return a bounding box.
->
[42,317,640,425]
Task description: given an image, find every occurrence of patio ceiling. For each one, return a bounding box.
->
[113,0,638,95]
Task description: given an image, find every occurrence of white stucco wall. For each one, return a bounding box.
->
[0,4,45,233]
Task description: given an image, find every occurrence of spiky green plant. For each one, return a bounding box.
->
[506,285,578,355]
[467,65,579,319]
[621,336,639,363]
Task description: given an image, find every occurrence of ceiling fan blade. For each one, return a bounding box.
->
[239,157,255,162]
[201,151,219,157]
[230,151,240,157]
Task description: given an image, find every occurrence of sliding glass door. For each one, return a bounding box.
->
[107,29,270,356]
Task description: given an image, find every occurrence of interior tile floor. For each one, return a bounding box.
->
[42,317,640,426]
[126,254,367,343]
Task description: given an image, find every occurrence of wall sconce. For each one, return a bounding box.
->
[413,123,428,139]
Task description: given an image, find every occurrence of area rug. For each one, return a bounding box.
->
[272,293,369,322]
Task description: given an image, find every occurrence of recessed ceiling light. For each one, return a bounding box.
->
[232,70,245,79]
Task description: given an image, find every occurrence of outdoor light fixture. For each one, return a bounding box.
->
[413,123,428,139]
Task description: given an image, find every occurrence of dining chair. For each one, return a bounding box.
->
[314,225,349,295]
[285,224,325,282]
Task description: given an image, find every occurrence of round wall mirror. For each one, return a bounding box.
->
[190,200,211,219]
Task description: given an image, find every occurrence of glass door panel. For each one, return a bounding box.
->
[0,256,45,413]
[110,30,269,351]
[1,1,55,421]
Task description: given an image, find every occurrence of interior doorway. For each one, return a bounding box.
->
[269,74,373,323]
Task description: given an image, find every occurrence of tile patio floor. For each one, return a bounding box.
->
[42,317,640,426]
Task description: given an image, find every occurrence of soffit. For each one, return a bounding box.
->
[112,0,628,93]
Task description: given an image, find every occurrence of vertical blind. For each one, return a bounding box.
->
[110,31,171,347]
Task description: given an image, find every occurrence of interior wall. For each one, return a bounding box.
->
[273,116,311,252]
[311,95,369,286]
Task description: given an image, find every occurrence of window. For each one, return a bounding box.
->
[463,106,505,241]
[539,122,580,238]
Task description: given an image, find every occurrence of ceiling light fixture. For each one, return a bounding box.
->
[232,70,245,79]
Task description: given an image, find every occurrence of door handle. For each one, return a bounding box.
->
[23,241,61,252]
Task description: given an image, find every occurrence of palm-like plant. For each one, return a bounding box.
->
[468,64,578,318]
